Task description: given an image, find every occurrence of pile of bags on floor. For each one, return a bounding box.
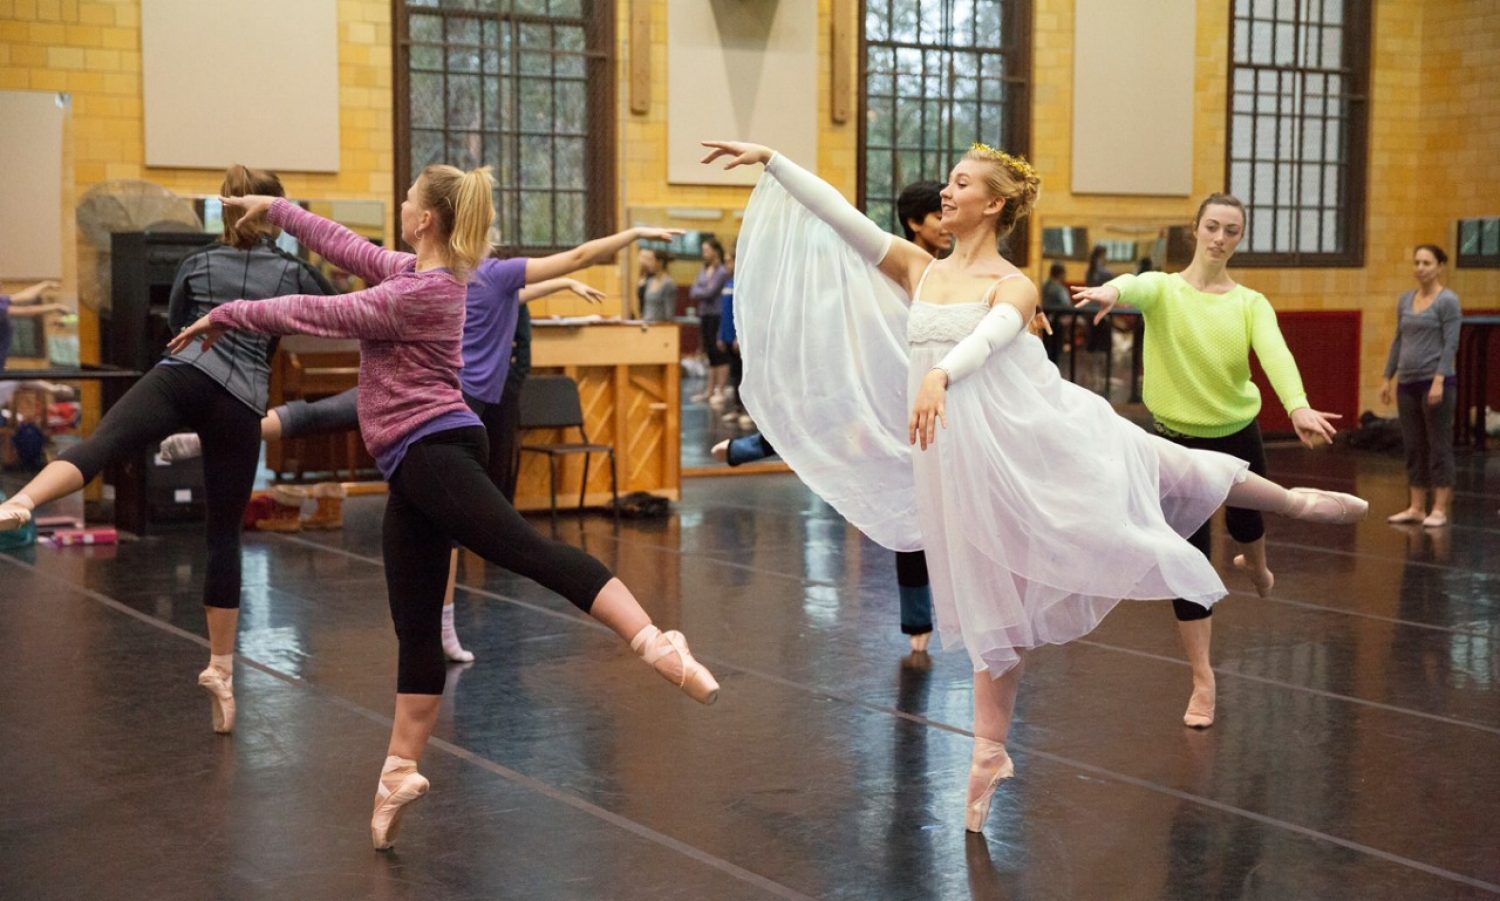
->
[1341,411,1404,455]
[243,483,346,532]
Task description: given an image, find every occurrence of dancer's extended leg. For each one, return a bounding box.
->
[1225,472,1368,522]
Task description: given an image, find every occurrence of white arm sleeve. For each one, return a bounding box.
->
[765,153,893,265]
[933,303,1025,384]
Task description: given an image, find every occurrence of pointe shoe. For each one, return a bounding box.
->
[371,760,429,851]
[159,433,203,462]
[0,496,35,532]
[197,665,235,734]
[909,631,932,653]
[1387,509,1425,525]
[631,625,720,705]
[1284,488,1368,524]
[1231,555,1275,597]
[1422,511,1448,528]
[964,737,1014,833]
[1183,684,1216,729]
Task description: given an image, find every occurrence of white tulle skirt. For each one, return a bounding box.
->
[733,173,1248,676]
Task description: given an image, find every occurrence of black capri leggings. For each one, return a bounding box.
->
[61,364,261,608]
[384,426,614,694]
[1157,420,1268,622]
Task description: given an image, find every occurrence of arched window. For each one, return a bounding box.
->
[394,1,614,253]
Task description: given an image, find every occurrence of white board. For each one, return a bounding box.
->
[667,0,819,187]
[0,91,66,279]
[1071,0,1195,196]
[141,0,340,172]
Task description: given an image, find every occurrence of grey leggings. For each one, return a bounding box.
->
[1396,381,1456,488]
[276,387,360,438]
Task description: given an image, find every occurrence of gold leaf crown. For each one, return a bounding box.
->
[969,142,1039,182]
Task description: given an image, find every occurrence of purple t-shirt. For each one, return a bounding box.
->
[460,257,529,404]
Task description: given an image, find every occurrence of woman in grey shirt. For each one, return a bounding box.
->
[636,247,677,321]
[1381,244,1462,527]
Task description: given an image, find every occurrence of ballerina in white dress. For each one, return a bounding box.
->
[700,139,1368,834]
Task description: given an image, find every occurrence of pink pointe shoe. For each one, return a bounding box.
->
[197,665,235,734]
[371,757,430,851]
[964,737,1015,833]
[1284,488,1368,524]
[631,625,720,705]
[0,495,36,532]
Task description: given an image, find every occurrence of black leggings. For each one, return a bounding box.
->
[385,426,614,694]
[1158,420,1268,622]
[61,364,261,608]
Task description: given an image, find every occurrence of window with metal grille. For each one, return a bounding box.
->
[1457,218,1500,269]
[394,0,614,255]
[1226,0,1371,266]
[860,0,1032,261]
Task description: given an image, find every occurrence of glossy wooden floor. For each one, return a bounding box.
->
[1,445,1496,900]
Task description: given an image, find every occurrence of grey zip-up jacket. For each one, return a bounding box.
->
[166,238,334,413]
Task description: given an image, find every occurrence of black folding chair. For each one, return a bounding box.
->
[517,375,619,526]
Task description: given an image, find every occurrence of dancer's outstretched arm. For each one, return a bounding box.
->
[519,278,604,305]
[523,227,682,284]
[167,278,439,353]
[699,140,932,296]
[221,195,411,287]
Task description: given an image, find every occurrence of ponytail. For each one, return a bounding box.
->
[220,163,285,249]
[417,164,496,281]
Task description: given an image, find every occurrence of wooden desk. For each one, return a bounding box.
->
[517,320,680,511]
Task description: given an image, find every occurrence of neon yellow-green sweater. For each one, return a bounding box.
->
[1107,272,1309,438]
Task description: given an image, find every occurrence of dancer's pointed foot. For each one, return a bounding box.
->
[631,625,719,705]
[159,433,204,461]
[1231,554,1275,597]
[964,737,1014,833]
[0,494,35,532]
[1283,488,1368,524]
[371,756,429,851]
[1183,682,1216,729]
[710,439,730,464]
[909,631,932,653]
[197,665,235,734]
[1387,508,1425,524]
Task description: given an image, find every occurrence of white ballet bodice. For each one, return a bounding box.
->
[906,301,990,346]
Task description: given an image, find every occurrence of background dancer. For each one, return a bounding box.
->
[171,167,718,850]
[1380,244,1461,528]
[704,139,1366,835]
[0,166,333,736]
[1071,194,1342,729]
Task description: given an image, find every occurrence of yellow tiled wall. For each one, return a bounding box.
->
[5,0,1495,404]
[1028,0,1500,414]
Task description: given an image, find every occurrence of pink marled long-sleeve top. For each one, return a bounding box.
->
[209,198,478,477]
